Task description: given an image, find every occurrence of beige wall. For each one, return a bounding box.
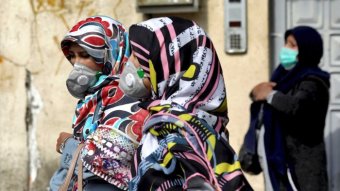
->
[0,0,268,190]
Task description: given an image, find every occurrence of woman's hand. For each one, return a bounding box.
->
[251,82,277,101]
[56,132,73,154]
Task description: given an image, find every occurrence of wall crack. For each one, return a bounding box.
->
[25,69,43,190]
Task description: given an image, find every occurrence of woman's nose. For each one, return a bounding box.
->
[72,55,82,64]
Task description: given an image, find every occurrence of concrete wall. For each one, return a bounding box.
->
[0,0,268,190]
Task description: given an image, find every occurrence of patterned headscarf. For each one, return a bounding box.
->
[128,17,250,191]
[129,16,228,133]
[61,16,129,75]
[60,16,148,190]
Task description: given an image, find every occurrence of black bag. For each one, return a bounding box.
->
[238,143,262,175]
[238,102,263,175]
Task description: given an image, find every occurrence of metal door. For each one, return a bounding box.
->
[270,0,340,190]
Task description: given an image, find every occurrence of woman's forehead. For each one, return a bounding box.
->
[69,43,85,52]
[287,34,296,41]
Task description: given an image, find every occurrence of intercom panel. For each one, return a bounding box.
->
[224,0,247,54]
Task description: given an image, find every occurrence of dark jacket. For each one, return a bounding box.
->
[271,75,329,191]
[271,75,329,146]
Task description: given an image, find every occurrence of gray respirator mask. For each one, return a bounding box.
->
[119,61,151,99]
[66,63,99,99]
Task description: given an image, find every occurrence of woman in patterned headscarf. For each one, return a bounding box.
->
[49,16,148,191]
[119,17,252,191]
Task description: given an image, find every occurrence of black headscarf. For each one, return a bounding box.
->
[284,26,323,66]
[273,26,329,92]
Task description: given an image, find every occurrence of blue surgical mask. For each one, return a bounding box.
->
[279,47,298,70]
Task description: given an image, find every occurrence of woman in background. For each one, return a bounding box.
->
[249,26,329,190]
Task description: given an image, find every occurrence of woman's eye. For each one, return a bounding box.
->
[80,53,91,58]
[67,54,75,60]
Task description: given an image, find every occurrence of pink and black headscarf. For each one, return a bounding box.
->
[129,16,229,133]
[128,17,251,191]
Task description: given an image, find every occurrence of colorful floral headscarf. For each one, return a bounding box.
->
[60,16,148,190]
[61,16,129,75]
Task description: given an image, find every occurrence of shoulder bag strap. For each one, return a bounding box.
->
[58,143,85,191]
